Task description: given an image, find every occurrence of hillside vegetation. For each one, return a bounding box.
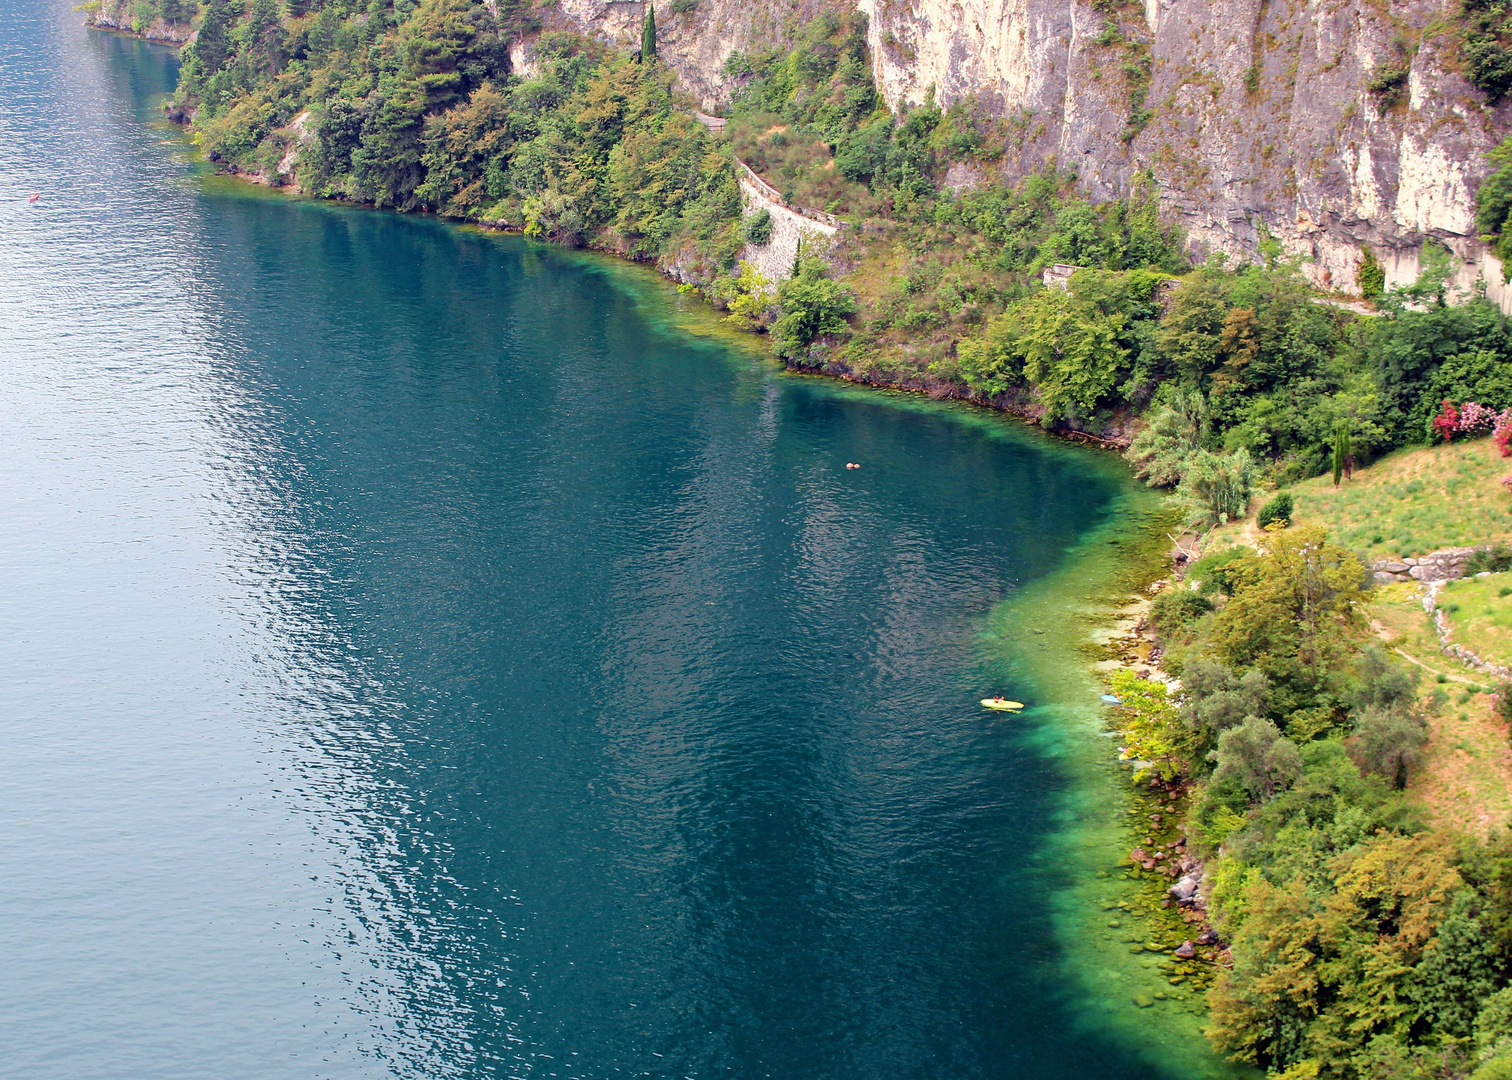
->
[1118,522,1512,1080]
[1287,437,1512,562]
[1201,436,1512,562]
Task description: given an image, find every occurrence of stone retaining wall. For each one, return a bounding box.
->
[1370,546,1486,584]
[1421,579,1512,680]
[736,177,838,285]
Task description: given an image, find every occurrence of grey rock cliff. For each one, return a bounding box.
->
[550,0,1512,303]
[84,0,193,43]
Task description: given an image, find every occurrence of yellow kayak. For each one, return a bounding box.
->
[981,698,1025,712]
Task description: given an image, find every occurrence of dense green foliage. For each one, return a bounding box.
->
[743,206,772,245]
[1127,527,1512,1078]
[1480,137,1512,278]
[771,256,856,359]
[175,1,742,268]
[1257,491,1293,529]
[1463,0,1512,103]
[640,2,655,62]
[1113,254,1512,490]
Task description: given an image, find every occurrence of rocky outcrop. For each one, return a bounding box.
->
[83,0,193,43]
[1371,545,1493,583]
[551,0,1512,304]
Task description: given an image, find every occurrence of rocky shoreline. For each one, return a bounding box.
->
[1091,538,1512,1013]
[1086,565,1234,1012]
[81,1,193,44]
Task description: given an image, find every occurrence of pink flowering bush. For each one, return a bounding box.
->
[1432,400,1512,454]
[1432,399,1462,441]
[1460,401,1498,432]
[1496,409,1512,457]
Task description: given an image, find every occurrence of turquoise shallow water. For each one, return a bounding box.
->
[0,7,1217,1078]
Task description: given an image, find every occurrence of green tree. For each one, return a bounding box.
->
[1212,716,1303,803]
[1125,385,1209,486]
[1210,835,1463,1075]
[771,261,855,359]
[1349,705,1426,789]
[244,0,285,77]
[1109,670,1199,780]
[1411,891,1502,1038]
[1206,526,1365,709]
[1477,986,1512,1058]
[1009,284,1128,421]
[1480,137,1512,279]
[724,260,774,329]
[1331,419,1353,485]
[1181,658,1272,741]
[1358,246,1386,299]
[641,3,656,62]
[1176,447,1254,529]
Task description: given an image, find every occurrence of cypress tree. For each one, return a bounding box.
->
[1332,420,1352,486]
[641,4,656,62]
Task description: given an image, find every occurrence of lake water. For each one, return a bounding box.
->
[0,6,1209,1078]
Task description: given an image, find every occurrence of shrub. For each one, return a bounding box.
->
[744,207,772,245]
[1433,399,1463,441]
[1125,386,1209,487]
[1149,588,1214,635]
[1177,448,1255,530]
[1463,0,1512,103]
[1468,543,1512,574]
[1256,492,1293,529]
[1187,546,1249,596]
[722,260,774,329]
[1493,681,1512,723]
[1358,245,1386,299]
[771,261,856,359]
[1367,62,1410,109]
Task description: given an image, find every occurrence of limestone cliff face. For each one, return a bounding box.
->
[85,0,193,43]
[553,0,1512,302]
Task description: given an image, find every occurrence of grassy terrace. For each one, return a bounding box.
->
[1439,570,1512,670]
[1195,440,1512,836]
[1368,576,1512,836]
[1288,436,1512,561]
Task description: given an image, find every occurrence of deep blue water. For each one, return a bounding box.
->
[0,7,1165,1077]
